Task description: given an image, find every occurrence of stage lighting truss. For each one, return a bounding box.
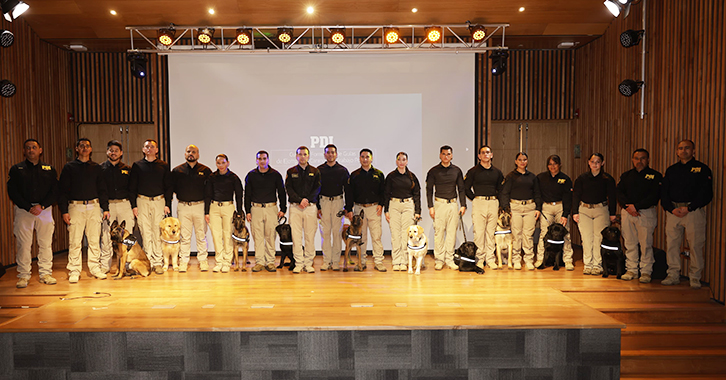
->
[125,23,510,54]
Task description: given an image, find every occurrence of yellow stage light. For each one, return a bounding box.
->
[330,28,345,44]
[425,26,442,43]
[278,27,293,44]
[197,28,214,45]
[158,29,175,47]
[236,28,252,45]
[384,27,400,44]
[469,25,486,42]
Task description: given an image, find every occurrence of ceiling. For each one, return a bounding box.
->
[17,0,615,51]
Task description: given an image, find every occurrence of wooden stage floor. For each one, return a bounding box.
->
[0,254,632,332]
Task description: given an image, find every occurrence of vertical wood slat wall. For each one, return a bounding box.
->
[573,0,726,301]
[491,50,575,121]
[0,18,74,268]
[475,54,492,162]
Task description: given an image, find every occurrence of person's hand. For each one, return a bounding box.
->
[164,206,171,215]
[609,215,617,223]
[345,211,353,221]
[103,211,110,220]
[429,207,435,219]
[414,214,421,222]
[317,209,322,219]
[459,207,466,216]
[572,214,579,224]
[559,217,567,226]
[29,205,43,216]
[205,215,210,224]
[534,210,541,220]
[625,204,640,217]
[672,206,689,218]
[376,205,383,216]
[133,207,139,218]
[62,213,71,225]
[246,213,252,222]
[277,211,285,219]
[385,212,391,223]
[300,198,309,209]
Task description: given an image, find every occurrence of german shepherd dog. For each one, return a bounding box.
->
[538,223,568,271]
[231,211,250,271]
[601,226,626,279]
[110,220,151,279]
[340,209,365,272]
[495,209,513,269]
[276,216,295,270]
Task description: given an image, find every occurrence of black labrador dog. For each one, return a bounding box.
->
[538,223,568,271]
[601,226,625,279]
[454,241,484,274]
[276,216,295,271]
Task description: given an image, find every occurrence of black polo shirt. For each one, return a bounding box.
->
[204,170,243,214]
[572,171,617,216]
[537,171,573,217]
[345,166,385,211]
[244,167,287,215]
[58,158,109,213]
[425,163,466,209]
[100,160,131,201]
[7,159,57,211]
[384,169,422,214]
[661,159,713,212]
[129,158,172,208]
[171,162,212,202]
[464,164,504,199]
[617,166,662,210]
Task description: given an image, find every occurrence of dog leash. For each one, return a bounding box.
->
[278,216,287,225]
[458,215,468,242]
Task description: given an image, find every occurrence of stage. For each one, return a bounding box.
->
[0,254,629,379]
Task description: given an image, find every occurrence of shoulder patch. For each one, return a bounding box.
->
[42,165,52,171]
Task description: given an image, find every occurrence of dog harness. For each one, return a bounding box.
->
[407,243,426,251]
[161,237,180,244]
[494,230,512,235]
[546,239,565,244]
[122,236,137,250]
[456,255,476,263]
[231,234,247,243]
[600,244,620,251]
[346,234,362,239]
[280,241,293,246]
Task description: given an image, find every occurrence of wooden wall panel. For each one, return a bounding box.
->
[573,0,726,301]
[0,18,74,268]
[491,50,575,121]
[475,53,492,162]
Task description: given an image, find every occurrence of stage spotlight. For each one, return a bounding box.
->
[620,29,644,47]
[330,28,346,45]
[278,27,293,44]
[1,79,16,97]
[619,79,644,97]
[490,50,509,76]
[236,28,252,45]
[469,24,486,42]
[425,26,442,43]
[197,28,214,45]
[1,29,14,47]
[127,53,148,79]
[2,0,29,22]
[384,27,400,44]
[157,28,175,47]
[604,0,636,17]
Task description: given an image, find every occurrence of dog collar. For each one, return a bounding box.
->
[457,255,476,263]
[280,241,293,246]
[495,230,511,235]
[231,234,247,242]
[161,238,180,244]
[547,239,565,244]
[407,243,426,251]
[123,237,136,249]
[347,234,362,239]
[601,244,619,251]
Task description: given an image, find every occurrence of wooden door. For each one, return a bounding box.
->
[489,121,572,178]
[77,124,157,165]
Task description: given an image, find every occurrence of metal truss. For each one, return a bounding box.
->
[126,24,509,54]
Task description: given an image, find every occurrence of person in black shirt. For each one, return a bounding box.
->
[535,155,574,271]
[204,154,243,273]
[500,152,542,270]
[426,145,467,271]
[317,144,349,271]
[572,153,617,276]
[617,149,662,283]
[286,146,321,273]
[171,145,212,272]
[464,146,504,270]
[7,139,58,288]
[661,140,713,289]
[384,152,422,271]
[245,151,286,272]
[59,138,110,283]
[345,148,387,272]
[99,140,135,275]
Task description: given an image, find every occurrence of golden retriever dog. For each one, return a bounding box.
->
[407,225,428,275]
[110,220,151,279]
[159,216,181,272]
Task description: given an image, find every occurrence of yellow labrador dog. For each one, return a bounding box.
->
[407,225,428,275]
[159,216,181,272]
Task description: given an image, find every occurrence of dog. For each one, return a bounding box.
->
[110,220,151,279]
[601,226,626,279]
[231,211,250,271]
[340,209,365,272]
[538,223,568,270]
[494,209,513,269]
[406,225,428,275]
[159,216,181,272]
[275,216,295,270]
[454,241,484,274]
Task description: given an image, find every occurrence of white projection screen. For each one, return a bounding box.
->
[168,52,475,254]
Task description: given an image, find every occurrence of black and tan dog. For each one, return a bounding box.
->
[276,216,295,270]
[454,241,484,274]
[110,220,151,279]
[495,209,513,269]
[601,226,626,279]
[340,209,365,272]
[231,211,250,271]
[538,223,568,271]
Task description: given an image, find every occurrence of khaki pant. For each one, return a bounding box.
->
[319,196,344,267]
[577,204,610,271]
[290,203,318,269]
[433,199,459,266]
[209,202,234,267]
[136,196,165,267]
[67,202,102,275]
[621,207,657,275]
[13,205,55,279]
[665,207,707,281]
[178,202,208,267]
[510,201,537,265]
[388,198,415,266]
[537,203,574,264]
[353,203,384,265]
[100,200,135,272]
[250,204,279,266]
[472,198,499,266]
